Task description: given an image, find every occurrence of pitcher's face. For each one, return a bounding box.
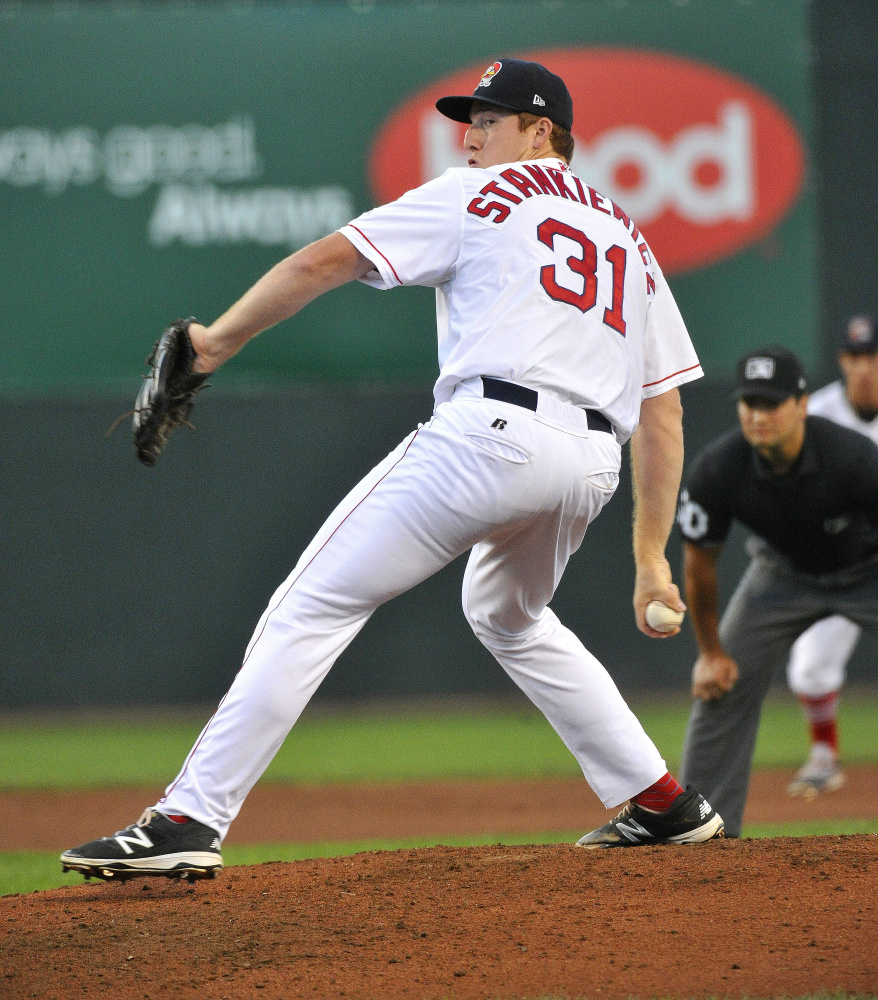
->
[465,106,545,169]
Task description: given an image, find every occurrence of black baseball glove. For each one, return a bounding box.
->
[132,317,209,466]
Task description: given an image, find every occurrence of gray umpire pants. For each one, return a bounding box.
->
[680,546,878,837]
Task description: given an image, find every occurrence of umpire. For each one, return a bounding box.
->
[677,345,878,836]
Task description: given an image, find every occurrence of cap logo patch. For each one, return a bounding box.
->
[745,357,775,380]
[477,62,502,88]
[848,316,874,344]
[533,94,546,106]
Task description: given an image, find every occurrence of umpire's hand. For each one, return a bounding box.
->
[692,651,739,700]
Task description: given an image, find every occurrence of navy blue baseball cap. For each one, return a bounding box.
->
[436,58,574,131]
[841,315,878,354]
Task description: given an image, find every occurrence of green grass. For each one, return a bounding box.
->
[2,691,876,790]
[8,818,878,898]
[637,694,878,771]
[2,691,876,897]
[0,707,578,789]
[11,816,878,899]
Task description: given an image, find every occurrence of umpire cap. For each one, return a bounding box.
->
[734,345,808,402]
[436,58,574,131]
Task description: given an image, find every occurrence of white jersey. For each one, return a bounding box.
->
[808,380,878,445]
[340,157,701,442]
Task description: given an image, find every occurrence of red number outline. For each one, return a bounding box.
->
[537,218,597,314]
[603,244,627,335]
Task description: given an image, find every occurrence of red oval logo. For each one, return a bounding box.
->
[369,49,806,275]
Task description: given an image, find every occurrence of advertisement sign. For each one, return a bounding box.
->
[371,50,806,276]
[0,1,815,391]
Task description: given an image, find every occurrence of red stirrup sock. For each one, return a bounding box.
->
[798,692,840,754]
[631,772,685,813]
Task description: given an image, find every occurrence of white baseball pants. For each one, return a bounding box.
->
[159,384,668,840]
[786,614,856,697]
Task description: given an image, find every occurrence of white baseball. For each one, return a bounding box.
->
[645,600,685,633]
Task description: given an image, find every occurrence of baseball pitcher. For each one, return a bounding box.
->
[63,59,722,881]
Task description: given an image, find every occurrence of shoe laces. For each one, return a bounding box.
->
[614,802,636,821]
[110,807,156,836]
[136,807,157,827]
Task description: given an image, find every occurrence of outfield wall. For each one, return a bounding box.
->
[0,381,729,707]
[3,379,878,709]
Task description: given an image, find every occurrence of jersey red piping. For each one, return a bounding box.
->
[643,363,702,388]
[348,225,402,284]
[162,428,422,807]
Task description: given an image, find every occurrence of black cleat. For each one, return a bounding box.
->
[576,786,724,848]
[60,808,223,881]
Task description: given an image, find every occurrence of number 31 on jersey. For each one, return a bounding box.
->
[537,218,627,335]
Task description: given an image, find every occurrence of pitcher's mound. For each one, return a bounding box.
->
[4,834,877,998]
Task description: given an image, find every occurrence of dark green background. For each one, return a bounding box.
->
[2,0,877,708]
[2,0,814,389]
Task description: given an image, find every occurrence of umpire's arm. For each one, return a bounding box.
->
[630,388,687,637]
[684,542,739,700]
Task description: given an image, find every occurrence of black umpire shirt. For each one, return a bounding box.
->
[678,415,878,577]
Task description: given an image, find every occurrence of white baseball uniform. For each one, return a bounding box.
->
[786,380,878,696]
[158,158,702,840]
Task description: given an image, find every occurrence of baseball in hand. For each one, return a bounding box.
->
[645,600,685,633]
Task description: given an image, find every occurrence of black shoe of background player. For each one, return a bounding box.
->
[61,808,223,881]
[576,786,724,848]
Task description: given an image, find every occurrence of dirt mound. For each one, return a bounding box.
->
[3,835,877,999]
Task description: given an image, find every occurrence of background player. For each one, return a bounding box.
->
[786,315,878,798]
[678,345,878,837]
[62,58,723,880]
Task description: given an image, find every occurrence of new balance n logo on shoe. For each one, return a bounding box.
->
[616,818,655,843]
[114,827,154,855]
[699,800,711,819]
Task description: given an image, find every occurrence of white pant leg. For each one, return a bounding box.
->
[159,394,667,836]
[158,396,602,836]
[461,416,668,809]
[158,421,473,837]
[786,614,857,697]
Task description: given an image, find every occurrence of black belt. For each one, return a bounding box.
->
[480,377,612,434]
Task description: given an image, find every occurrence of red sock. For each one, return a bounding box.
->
[798,693,840,754]
[631,772,684,813]
[166,814,192,824]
